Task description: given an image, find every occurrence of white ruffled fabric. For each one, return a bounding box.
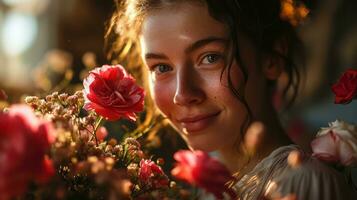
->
[233,145,356,200]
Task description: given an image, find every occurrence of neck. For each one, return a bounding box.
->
[217,106,292,174]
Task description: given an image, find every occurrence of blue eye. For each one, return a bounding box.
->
[201,54,222,64]
[153,64,172,74]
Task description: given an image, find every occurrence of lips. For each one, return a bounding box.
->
[176,111,221,133]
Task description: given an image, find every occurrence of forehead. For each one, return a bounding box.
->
[140,3,228,49]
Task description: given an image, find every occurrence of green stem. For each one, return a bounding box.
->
[93,116,103,146]
[125,120,155,140]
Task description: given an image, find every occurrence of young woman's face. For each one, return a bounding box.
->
[140,3,267,152]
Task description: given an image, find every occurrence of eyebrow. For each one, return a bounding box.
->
[185,36,228,54]
[144,36,228,60]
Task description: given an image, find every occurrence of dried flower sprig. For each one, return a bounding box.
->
[0,64,193,200]
[22,90,188,199]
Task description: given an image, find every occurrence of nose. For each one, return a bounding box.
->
[173,68,205,106]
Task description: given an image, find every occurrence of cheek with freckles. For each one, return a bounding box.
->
[150,78,175,119]
[217,64,245,96]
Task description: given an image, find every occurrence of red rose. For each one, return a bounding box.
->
[171,150,236,199]
[0,105,55,200]
[83,65,145,121]
[331,68,357,104]
[138,159,169,188]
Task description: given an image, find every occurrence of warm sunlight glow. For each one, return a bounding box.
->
[1,12,38,56]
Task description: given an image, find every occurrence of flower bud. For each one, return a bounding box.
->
[59,93,68,102]
[127,163,138,177]
[125,137,141,148]
[63,113,72,120]
[74,90,84,98]
[52,91,59,99]
[53,105,63,115]
[169,181,176,188]
[157,158,165,166]
[67,95,78,105]
[25,96,39,104]
[46,95,53,102]
[108,138,118,146]
[85,115,96,125]
[45,102,53,109]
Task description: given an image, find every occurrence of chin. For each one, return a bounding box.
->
[185,139,219,152]
[176,127,229,152]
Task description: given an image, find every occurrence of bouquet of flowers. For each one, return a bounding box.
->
[0,64,237,200]
[311,68,357,188]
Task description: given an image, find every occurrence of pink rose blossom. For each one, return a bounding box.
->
[311,120,357,166]
[171,150,237,199]
[83,65,145,121]
[0,105,55,200]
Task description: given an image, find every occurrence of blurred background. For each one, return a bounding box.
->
[0,0,356,151]
[0,0,112,99]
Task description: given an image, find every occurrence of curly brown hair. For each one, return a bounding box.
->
[104,0,305,140]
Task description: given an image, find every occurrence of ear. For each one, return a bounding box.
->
[263,55,284,80]
[263,39,287,80]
